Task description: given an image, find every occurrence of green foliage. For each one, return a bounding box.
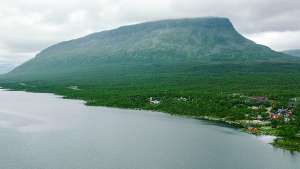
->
[278,125,299,138]
[273,138,300,152]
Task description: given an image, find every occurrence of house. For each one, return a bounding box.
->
[248,127,258,133]
[257,115,263,120]
[68,86,80,90]
[271,113,281,120]
[149,97,160,104]
[288,98,298,108]
[177,97,188,102]
[250,96,269,105]
[271,108,293,120]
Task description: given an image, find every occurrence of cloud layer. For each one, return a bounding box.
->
[1,0,300,65]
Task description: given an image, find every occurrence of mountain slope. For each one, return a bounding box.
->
[283,49,300,57]
[3,17,299,82]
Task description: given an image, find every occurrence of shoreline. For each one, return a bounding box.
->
[0,86,299,152]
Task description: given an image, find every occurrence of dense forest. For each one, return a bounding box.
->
[1,63,300,151]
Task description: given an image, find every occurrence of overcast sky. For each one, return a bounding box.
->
[0,0,300,65]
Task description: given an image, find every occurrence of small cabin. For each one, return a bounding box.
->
[177,97,188,102]
[149,97,160,105]
[250,96,269,105]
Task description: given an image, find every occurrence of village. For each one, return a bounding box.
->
[243,96,296,122]
[240,95,298,134]
[148,94,299,134]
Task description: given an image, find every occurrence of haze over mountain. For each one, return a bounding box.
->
[3,17,299,82]
[283,49,300,57]
[0,63,15,74]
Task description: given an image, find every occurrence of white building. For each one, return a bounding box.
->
[149,97,160,104]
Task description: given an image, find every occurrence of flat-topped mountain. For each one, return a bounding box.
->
[4,17,299,81]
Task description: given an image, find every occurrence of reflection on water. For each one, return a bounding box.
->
[0,110,44,130]
[0,89,299,169]
[256,135,277,144]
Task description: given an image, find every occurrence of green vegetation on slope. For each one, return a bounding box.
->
[5,17,298,80]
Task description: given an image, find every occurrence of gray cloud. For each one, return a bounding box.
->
[0,0,300,65]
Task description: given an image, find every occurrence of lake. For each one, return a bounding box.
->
[0,89,299,169]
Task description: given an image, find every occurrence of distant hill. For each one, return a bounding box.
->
[3,17,299,82]
[0,63,15,74]
[283,49,300,57]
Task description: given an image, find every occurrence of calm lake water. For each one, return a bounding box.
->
[0,89,299,169]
